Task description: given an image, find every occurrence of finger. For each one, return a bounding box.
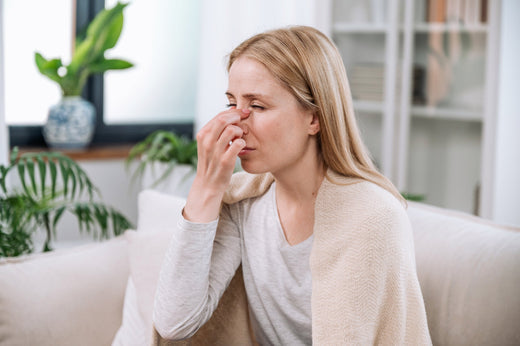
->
[222,138,246,163]
[197,110,242,147]
[218,125,243,148]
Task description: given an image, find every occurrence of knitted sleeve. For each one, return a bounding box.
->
[153,205,242,340]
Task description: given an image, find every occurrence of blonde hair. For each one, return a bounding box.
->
[227,26,405,204]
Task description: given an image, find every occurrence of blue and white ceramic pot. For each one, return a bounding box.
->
[43,96,96,149]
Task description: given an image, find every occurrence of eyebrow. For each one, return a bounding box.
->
[225,91,270,100]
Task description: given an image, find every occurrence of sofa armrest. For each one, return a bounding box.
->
[0,236,130,346]
[408,202,520,346]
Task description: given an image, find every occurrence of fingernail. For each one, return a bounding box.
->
[242,108,250,114]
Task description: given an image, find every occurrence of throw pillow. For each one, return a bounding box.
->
[111,277,148,346]
[112,190,185,346]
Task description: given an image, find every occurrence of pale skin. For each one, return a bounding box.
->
[184,57,325,245]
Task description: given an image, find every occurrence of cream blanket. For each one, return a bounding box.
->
[153,170,432,345]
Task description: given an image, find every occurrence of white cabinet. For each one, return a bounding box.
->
[329,0,500,215]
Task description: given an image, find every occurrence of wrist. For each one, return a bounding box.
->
[183,179,225,223]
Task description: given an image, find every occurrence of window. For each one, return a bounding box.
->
[4,0,73,125]
[5,0,199,147]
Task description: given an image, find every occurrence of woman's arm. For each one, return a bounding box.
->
[153,108,248,339]
[153,204,241,340]
[183,108,248,223]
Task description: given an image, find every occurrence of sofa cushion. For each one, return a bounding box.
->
[137,189,186,232]
[0,236,129,346]
[112,190,185,346]
[111,277,148,346]
[408,202,520,346]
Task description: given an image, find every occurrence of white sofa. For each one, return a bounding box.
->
[1,189,519,346]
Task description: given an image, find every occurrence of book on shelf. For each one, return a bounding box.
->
[427,0,447,22]
[426,0,488,25]
[349,63,385,102]
[480,0,488,23]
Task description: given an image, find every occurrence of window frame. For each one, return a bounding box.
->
[8,0,194,147]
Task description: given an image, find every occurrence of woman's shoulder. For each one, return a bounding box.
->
[223,172,274,205]
[317,172,410,234]
[323,171,404,211]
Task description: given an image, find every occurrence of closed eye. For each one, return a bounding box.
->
[226,103,237,108]
[251,105,265,110]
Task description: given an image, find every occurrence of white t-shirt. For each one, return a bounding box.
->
[153,183,313,345]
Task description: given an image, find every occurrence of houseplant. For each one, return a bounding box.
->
[126,130,197,197]
[0,147,133,258]
[34,2,133,149]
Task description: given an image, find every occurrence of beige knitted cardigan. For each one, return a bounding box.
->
[153,170,432,345]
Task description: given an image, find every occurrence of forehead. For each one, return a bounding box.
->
[227,57,285,97]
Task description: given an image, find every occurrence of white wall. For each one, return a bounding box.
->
[7,0,329,250]
[492,0,520,226]
[0,0,9,166]
[194,0,329,133]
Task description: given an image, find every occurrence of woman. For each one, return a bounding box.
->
[153,26,431,345]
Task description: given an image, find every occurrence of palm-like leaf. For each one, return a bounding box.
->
[0,148,134,257]
[0,196,36,257]
[126,130,197,187]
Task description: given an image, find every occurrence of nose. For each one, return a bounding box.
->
[237,108,251,135]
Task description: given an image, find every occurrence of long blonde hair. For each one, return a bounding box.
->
[227,26,404,204]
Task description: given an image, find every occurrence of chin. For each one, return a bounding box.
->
[239,159,270,175]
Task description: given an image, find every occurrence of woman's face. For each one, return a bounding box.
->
[226,57,319,175]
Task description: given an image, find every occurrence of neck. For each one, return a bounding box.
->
[273,154,325,204]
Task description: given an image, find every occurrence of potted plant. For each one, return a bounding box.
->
[126,130,197,197]
[0,147,133,258]
[34,2,133,149]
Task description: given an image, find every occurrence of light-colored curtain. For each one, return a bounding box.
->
[194,0,330,132]
[0,0,9,165]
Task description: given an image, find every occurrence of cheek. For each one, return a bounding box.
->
[260,122,288,145]
[251,109,308,146]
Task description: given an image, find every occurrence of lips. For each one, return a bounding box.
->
[238,147,254,156]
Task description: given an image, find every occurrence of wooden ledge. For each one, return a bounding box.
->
[15,144,134,161]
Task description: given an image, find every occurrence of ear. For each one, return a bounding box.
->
[308,112,320,135]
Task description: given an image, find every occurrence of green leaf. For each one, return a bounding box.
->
[88,58,133,73]
[67,36,95,76]
[93,204,108,231]
[10,147,19,166]
[59,160,70,197]
[34,52,63,84]
[75,25,87,51]
[69,2,128,75]
[25,159,37,197]
[1,149,134,258]
[16,161,30,196]
[70,164,78,199]
[0,167,7,194]
[52,206,66,231]
[126,130,198,188]
[48,159,58,199]
[86,3,127,49]
[96,11,124,52]
[36,156,46,198]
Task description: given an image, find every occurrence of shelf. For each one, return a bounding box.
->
[331,0,499,219]
[333,22,387,34]
[15,144,134,161]
[334,22,488,34]
[353,101,483,121]
[413,22,488,33]
[353,100,385,114]
[411,106,482,121]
